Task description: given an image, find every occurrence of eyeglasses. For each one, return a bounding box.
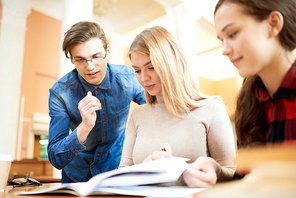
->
[72,52,107,67]
[8,177,42,187]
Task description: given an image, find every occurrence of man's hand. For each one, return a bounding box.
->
[183,156,217,188]
[77,91,101,143]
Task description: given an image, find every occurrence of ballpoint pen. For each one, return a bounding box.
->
[161,144,166,151]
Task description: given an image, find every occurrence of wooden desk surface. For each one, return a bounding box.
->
[32,176,61,183]
[195,144,296,198]
[2,179,296,198]
[1,183,144,198]
[195,175,296,198]
[3,145,296,198]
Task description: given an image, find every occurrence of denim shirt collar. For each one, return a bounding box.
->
[77,63,111,92]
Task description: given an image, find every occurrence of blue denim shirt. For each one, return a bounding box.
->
[48,63,145,182]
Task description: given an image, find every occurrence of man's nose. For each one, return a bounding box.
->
[85,58,95,70]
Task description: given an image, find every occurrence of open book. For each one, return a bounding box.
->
[19,157,205,197]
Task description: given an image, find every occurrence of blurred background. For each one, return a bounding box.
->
[2,0,294,179]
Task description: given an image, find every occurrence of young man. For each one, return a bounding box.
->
[47,21,145,183]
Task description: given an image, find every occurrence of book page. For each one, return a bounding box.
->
[19,157,190,196]
[91,186,206,197]
[100,157,189,186]
[19,182,89,196]
[85,157,189,194]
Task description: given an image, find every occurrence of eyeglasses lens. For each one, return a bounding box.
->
[8,177,42,186]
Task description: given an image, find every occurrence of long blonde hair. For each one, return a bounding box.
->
[128,26,210,119]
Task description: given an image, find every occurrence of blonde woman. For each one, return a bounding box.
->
[119,26,236,187]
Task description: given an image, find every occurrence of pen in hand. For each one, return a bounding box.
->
[161,143,173,158]
[144,143,172,162]
[161,144,166,152]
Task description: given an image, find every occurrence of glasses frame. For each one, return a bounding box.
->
[8,177,42,187]
[72,51,107,67]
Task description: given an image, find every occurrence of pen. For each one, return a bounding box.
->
[161,144,166,151]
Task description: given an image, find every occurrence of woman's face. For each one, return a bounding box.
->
[130,52,162,96]
[214,2,278,78]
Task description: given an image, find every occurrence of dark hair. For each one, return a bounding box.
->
[62,21,108,59]
[215,0,296,51]
[215,0,296,147]
[235,76,269,147]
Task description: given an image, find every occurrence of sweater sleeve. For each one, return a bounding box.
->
[206,99,236,181]
[119,109,138,167]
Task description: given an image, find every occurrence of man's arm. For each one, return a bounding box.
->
[47,91,100,169]
[76,91,101,142]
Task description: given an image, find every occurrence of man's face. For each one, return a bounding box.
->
[71,38,110,86]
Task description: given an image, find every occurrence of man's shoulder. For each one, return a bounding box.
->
[51,69,79,92]
[107,63,138,87]
[108,63,134,75]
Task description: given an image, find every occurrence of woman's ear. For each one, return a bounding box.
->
[267,11,284,37]
[106,44,111,59]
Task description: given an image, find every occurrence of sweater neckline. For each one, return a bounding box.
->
[156,94,165,104]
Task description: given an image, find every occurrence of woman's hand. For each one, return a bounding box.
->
[183,156,217,188]
[143,143,173,162]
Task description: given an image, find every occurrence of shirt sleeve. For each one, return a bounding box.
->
[119,110,137,167]
[206,98,237,181]
[47,89,86,169]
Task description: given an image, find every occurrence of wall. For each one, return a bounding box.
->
[199,76,237,119]
[1,0,252,160]
[17,9,61,159]
[0,1,2,32]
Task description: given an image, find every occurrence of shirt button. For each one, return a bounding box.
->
[102,119,106,123]
[96,88,99,91]
[97,154,100,157]
[103,133,106,137]
[92,165,94,168]
[69,158,73,161]
[76,147,80,150]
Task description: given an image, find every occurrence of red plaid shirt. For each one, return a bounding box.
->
[259,60,296,143]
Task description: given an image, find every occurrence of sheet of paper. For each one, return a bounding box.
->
[95,186,206,197]
[86,157,189,194]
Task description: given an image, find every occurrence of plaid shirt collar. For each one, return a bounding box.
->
[259,60,296,102]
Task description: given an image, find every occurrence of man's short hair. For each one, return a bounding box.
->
[62,21,108,59]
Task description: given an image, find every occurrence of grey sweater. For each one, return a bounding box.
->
[120,95,236,184]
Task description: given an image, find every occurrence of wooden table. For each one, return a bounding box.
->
[194,173,296,198]
[31,176,61,183]
[1,183,144,198]
[2,178,296,198]
[195,144,296,198]
[2,145,296,198]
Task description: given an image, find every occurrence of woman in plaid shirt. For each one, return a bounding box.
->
[215,0,296,147]
[182,0,296,187]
